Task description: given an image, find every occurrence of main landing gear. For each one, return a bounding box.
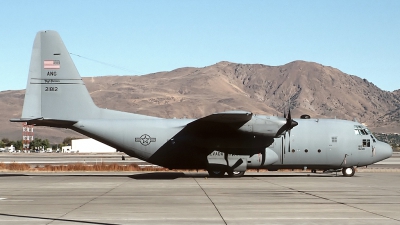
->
[207,170,225,177]
[207,169,246,177]
[341,167,356,177]
[228,171,246,177]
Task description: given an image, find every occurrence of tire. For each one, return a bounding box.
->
[227,171,245,177]
[311,169,316,173]
[342,167,355,177]
[208,170,225,177]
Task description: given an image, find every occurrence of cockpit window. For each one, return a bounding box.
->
[354,125,371,135]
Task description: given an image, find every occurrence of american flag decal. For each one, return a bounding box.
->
[44,60,60,69]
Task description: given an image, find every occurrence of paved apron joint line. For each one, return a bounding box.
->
[253,177,400,223]
[194,178,227,225]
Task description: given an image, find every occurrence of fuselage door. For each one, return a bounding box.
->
[354,126,374,166]
[358,137,373,165]
[327,135,344,166]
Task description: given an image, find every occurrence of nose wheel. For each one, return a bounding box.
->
[342,167,356,177]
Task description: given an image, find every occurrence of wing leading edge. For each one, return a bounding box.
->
[183,111,253,135]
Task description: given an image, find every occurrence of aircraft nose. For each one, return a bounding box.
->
[375,141,393,161]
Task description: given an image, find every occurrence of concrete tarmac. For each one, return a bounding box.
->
[0,171,400,225]
[1,152,399,168]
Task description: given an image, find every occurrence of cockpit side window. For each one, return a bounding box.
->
[362,139,371,147]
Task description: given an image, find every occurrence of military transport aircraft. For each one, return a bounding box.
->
[11,31,392,177]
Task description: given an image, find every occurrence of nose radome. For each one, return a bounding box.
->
[376,141,393,161]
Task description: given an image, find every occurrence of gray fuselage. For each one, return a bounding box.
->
[71,117,392,171]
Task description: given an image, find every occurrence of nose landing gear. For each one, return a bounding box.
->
[342,167,356,177]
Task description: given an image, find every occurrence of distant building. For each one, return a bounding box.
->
[71,139,116,153]
[62,146,72,153]
[5,145,15,152]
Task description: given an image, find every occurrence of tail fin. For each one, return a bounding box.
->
[19,30,98,122]
[11,30,157,126]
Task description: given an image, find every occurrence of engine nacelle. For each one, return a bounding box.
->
[238,115,287,137]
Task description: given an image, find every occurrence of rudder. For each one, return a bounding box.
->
[21,30,98,122]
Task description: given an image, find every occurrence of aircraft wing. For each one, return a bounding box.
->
[184,111,253,134]
[149,111,259,167]
[193,111,253,123]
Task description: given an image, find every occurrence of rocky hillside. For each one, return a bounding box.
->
[1,61,399,143]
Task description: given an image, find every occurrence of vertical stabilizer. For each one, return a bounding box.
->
[21,30,97,121]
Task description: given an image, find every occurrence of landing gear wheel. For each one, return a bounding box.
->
[207,170,225,177]
[227,171,245,177]
[311,169,317,173]
[342,167,355,177]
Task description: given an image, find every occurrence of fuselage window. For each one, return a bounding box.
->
[362,139,371,147]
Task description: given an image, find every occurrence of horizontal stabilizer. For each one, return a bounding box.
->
[10,117,43,123]
[10,117,77,128]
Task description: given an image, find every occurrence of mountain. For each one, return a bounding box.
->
[1,61,399,143]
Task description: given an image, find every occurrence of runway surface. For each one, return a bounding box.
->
[0,171,400,225]
[1,152,399,168]
[0,153,150,167]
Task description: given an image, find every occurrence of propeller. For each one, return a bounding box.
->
[287,109,299,153]
[287,109,294,153]
[275,108,298,137]
[277,108,298,159]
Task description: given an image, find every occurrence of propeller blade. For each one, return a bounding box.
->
[287,108,298,130]
[290,119,298,129]
[283,134,285,155]
[231,158,244,169]
[281,136,284,163]
[288,129,291,153]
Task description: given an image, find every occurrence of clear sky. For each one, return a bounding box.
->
[0,1,399,92]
